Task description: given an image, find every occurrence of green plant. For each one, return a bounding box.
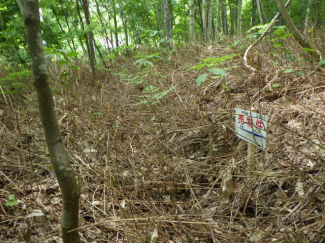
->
[0,70,31,94]
[187,54,238,71]
[5,194,18,207]
[195,68,228,87]
[44,48,79,78]
[134,52,162,69]
[138,84,177,105]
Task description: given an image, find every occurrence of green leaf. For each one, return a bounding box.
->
[295,71,303,76]
[195,73,209,87]
[273,43,282,48]
[208,68,227,76]
[272,83,281,88]
[66,52,78,58]
[142,85,159,93]
[91,112,103,118]
[5,194,18,207]
[69,65,78,70]
[58,60,68,66]
[302,47,316,52]
[187,63,206,71]
[107,53,115,59]
[318,60,325,67]
[283,69,294,73]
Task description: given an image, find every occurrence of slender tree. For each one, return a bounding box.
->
[112,0,119,47]
[215,0,220,38]
[256,0,263,24]
[229,0,236,35]
[276,0,320,61]
[16,0,81,242]
[222,0,228,35]
[202,0,208,41]
[162,0,174,50]
[304,0,313,34]
[82,0,96,76]
[237,0,242,36]
[189,0,195,41]
[207,0,213,40]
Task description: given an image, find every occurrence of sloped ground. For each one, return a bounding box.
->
[1,38,325,242]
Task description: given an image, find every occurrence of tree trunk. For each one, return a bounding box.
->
[229,1,236,35]
[251,0,256,26]
[222,0,228,35]
[207,0,213,40]
[202,0,208,41]
[112,0,119,48]
[276,0,320,61]
[237,0,242,36]
[50,5,74,52]
[256,0,263,24]
[16,1,81,242]
[189,0,195,41]
[304,0,313,34]
[259,0,268,23]
[215,0,220,38]
[121,9,129,46]
[162,0,174,50]
[82,0,96,76]
[94,0,111,51]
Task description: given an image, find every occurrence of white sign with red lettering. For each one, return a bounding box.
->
[235,108,268,148]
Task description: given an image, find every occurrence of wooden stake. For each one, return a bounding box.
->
[248,107,257,172]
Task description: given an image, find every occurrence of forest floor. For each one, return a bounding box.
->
[1,37,325,242]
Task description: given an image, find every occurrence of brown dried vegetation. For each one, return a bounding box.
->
[1,37,325,242]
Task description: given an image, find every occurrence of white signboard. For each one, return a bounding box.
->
[235,108,268,148]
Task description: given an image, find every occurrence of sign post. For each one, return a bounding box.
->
[235,108,268,171]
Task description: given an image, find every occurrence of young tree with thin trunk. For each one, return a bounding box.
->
[112,0,119,48]
[162,0,174,50]
[16,0,81,242]
[256,0,263,24]
[229,1,236,35]
[215,0,220,39]
[189,0,195,41]
[222,0,228,35]
[82,0,96,76]
[304,0,313,34]
[207,0,213,40]
[202,0,208,41]
[276,0,320,61]
[237,0,242,36]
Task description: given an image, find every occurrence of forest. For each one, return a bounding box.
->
[0,0,325,242]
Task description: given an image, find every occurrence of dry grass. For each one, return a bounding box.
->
[0,37,325,242]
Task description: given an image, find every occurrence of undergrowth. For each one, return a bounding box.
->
[0,36,325,242]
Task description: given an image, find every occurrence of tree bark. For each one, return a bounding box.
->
[215,0,220,38]
[162,0,174,50]
[222,0,228,35]
[202,0,208,41]
[256,0,263,24]
[16,0,81,242]
[189,0,195,41]
[251,0,257,26]
[121,8,129,46]
[259,0,268,23]
[207,0,213,40]
[276,0,320,61]
[304,0,313,34]
[237,0,242,36]
[229,1,236,35]
[112,0,119,48]
[82,0,96,76]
